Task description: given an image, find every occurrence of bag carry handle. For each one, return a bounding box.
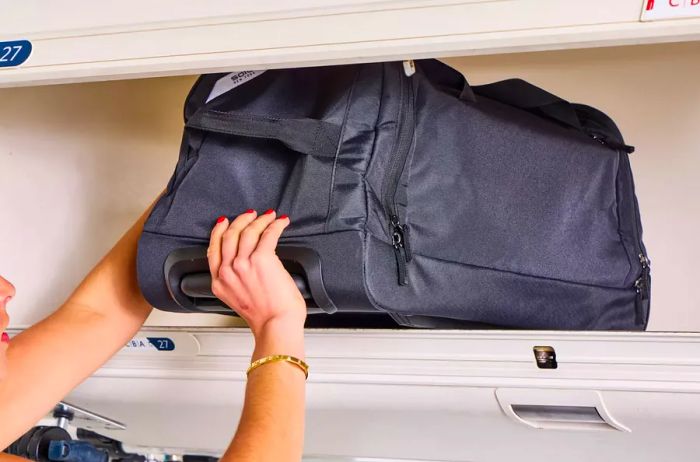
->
[186,109,342,159]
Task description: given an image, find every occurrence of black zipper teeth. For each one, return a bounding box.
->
[382,65,414,286]
[382,69,413,217]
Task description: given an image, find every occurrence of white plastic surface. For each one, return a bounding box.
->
[48,328,700,461]
[1,0,700,87]
[642,0,700,21]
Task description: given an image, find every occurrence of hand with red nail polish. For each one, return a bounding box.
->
[209,212,305,462]
[207,210,305,346]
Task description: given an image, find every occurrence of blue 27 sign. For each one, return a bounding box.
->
[0,40,32,68]
[147,337,176,351]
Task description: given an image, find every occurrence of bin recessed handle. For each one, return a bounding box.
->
[496,388,630,432]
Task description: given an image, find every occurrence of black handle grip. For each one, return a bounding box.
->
[163,246,336,314]
[180,272,312,300]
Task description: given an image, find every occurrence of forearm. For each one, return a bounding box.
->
[221,322,306,462]
[0,206,153,448]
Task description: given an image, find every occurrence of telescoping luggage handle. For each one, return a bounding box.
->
[472,79,635,153]
[164,245,338,315]
[186,109,342,159]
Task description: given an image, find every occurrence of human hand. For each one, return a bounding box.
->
[208,210,307,356]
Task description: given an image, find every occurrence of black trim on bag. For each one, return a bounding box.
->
[473,79,635,154]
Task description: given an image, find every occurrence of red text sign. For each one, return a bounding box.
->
[642,0,700,20]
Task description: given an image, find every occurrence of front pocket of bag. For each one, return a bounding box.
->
[406,92,631,288]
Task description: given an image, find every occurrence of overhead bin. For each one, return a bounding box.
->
[1,0,700,87]
[56,328,700,461]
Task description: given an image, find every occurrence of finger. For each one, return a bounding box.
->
[255,215,290,255]
[208,216,229,280]
[236,209,278,262]
[211,278,242,311]
[220,210,258,272]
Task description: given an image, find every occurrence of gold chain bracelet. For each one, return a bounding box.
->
[247,355,309,379]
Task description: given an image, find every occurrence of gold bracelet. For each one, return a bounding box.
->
[247,355,309,379]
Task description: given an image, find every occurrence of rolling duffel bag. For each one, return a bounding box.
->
[136,59,650,330]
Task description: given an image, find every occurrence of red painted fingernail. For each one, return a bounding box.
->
[264,209,275,215]
[279,215,289,220]
[216,216,226,224]
[245,209,255,214]
[1,333,9,344]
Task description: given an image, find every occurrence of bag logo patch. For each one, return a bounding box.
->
[206,70,266,102]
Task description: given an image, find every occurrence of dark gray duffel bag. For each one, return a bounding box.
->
[137,59,650,330]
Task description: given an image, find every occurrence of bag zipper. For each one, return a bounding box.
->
[382,62,415,286]
[618,150,650,325]
[590,132,635,154]
[634,253,650,325]
[635,254,650,297]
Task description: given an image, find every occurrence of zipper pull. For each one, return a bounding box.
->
[639,253,650,268]
[403,60,416,77]
[590,133,635,154]
[634,253,650,326]
[401,224,413,262]
[391,216,411,263]
[635,253,650,300]
[391,215,410,286]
